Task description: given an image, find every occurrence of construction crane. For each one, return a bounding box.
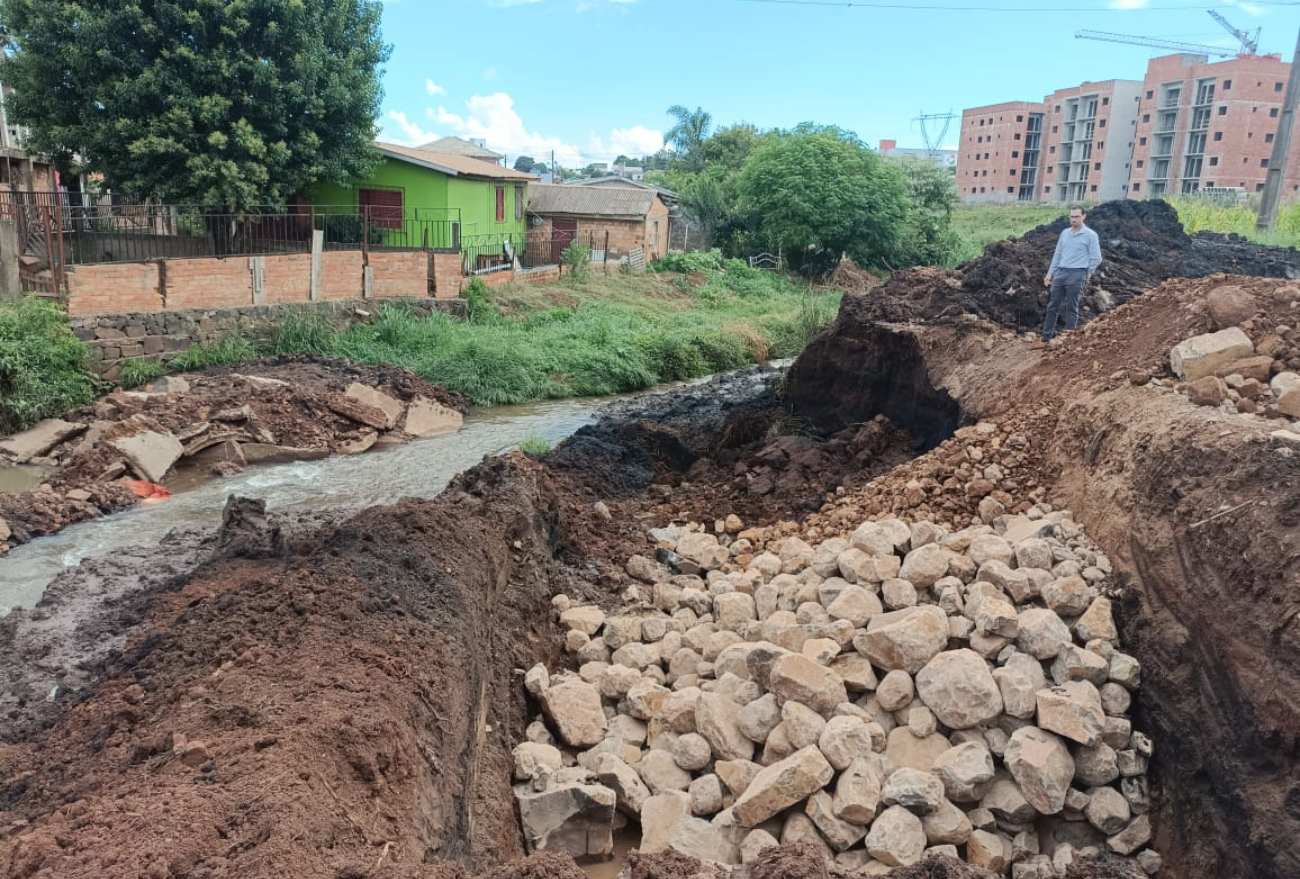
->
[915,111,956,158]
[1077,10,1261,58]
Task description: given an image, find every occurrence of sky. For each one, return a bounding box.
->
[375,0,1300,166]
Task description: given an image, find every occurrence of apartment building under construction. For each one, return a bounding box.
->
[956,52,1300,204]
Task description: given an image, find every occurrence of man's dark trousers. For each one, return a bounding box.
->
[1043,268,1087,341]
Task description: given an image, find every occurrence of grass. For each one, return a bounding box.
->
[147,264,840,409]
[950,197,1300,266]
[0,297,103,433]
[517,435,553,455]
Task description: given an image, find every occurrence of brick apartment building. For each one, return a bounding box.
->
[1129,53,1300,197]
[957,52,1300,203]
[956,102,1047,202]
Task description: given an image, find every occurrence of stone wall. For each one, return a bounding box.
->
[72,298,467,382]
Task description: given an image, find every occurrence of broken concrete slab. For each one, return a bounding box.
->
[404,397,464,438]
[107,430,184,482]
[0,419,86,463]
[514,781,616,858]
[344,382,404,429]
[325,394,392,430]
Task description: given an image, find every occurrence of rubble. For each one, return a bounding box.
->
[520,503,1158,875]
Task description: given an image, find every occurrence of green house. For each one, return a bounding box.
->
[308,142,536,252]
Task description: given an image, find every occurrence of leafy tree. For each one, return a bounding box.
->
[887,156,962,266]
[699,123,761,170]
[738,126,910,272]
[0,0,390,210]
[532,161,549,174]
[665,105,712,172]
[513,155,536,173]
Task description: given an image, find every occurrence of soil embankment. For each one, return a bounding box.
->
[0,355,468,556]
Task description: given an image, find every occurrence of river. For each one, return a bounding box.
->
[0,395,612,615]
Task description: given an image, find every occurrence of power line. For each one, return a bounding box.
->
[715,0,1300,12]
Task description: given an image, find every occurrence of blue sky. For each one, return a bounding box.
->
[376,0,1300,166]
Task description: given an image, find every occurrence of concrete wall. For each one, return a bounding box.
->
[72,298,467,382]
[64,250,446,317]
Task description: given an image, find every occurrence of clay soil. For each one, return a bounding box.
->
[2,204,1299,879]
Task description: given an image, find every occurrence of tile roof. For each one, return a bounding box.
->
[375,143,536,181]
[415,135,504,161]
[527,183,658,218]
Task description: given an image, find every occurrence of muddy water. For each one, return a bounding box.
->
[0,397,609,616]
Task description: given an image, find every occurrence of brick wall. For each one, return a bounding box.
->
[65,262,161,316]
[432,250,462,298]
[370,251,428,298]
[65,249,433,316]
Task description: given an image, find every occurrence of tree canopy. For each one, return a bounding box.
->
[0,0,390,210]
[513,155,537,173]
[738,126,911,270]
[665,105,712,172]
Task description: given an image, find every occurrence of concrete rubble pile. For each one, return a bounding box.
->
[516,507,1160,877]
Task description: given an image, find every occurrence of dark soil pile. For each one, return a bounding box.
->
[861,199,1300,331]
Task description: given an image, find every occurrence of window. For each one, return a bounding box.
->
[1016,115,1024,122]
[1133,182,1141,191]
[1050,145,1056,154]
[1103,97,1110,106]
[1094,162,1101,171]
[495,185,506,222]
[1209,157,1218,166]
[1271,108,1280,118]
[1012,151,1019,158]
[1253,106,1258,113]
[1267,133,1276,144]
[1218,106,1227,116]
[1047,166,1054,173]
[515,185,524,221]
[1137,160,1144,168]
[977,136,983,143]
[1010,169,1016,176]
[1007,187,1015,193]
[1142,114,1150,123]
[1257,183,1266,192]
[982,170,987,176]
[359,187,403,229]
[1140,137,1147,146]
[1214,131,1223,141]
[1014,133,1021,141]
[1099,119,1107,128]
[1054,104,1061,113]
[979,119,985,126]
[1146,90,1154,99]
[1052,125,1058,133]
[980,187,986,193]
[1224,79,1232,90]
[1262,158,1270,167]
[1277,82,1285,92]
[1090,185,1097,192]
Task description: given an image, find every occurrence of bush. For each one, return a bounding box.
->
[462,277,497,324]
[561,240,591,281]
[0,297,101,434]
[652,249,724,274]
[118,358,166,389]
[517,435,552,455]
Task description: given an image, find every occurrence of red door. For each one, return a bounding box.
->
[552,219,577,264]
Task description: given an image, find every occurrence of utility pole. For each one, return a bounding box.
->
[1258,28,1300,231]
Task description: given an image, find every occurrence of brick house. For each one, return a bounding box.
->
[527,183,672,264]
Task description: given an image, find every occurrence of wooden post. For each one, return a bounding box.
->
[39,205,58,297]
[310,229,324,301]
[603,230,610,270]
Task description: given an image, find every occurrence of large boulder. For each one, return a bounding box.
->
[1170,327,1254,382]
[695,692,754,762]
[514,782,616,857]
[1206,284,1257,329]
[597,754,651,816]
[768,654,848,715]
[1004,727,1075,815]
[833,756,883,825]
[915,649,1004,729]
[540,679,608,747]
[1037,681,1106,747]
[731,746,835,827]
[933,742,996,803]
[864,805,927,867]
[854,606,950,674]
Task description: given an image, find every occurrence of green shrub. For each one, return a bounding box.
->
[652,249,724,274]
[561,240,591,281]
[0,297,101,434]
[517,435,552,455]
[462,277,497,324]
[168,335,259,371]
[118,358,166,389]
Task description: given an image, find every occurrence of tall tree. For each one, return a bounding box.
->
[738,126,910,271]
[664,105,712,172]
[0,0,390,210]
[513,155,536,173]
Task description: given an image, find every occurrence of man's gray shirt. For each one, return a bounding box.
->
[1048,225,1102,277]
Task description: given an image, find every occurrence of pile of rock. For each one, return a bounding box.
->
[515,508,1160,877]
[1161,284,1300,443]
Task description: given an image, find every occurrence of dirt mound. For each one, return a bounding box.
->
[860,199,1300,332]
[0,456,573,879]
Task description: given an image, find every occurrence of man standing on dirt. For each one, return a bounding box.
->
[1041,206,1102,343]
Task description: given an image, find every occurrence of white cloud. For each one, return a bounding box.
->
[384,110,435,147]
[425,91,663,167]
[425,79,446,96]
